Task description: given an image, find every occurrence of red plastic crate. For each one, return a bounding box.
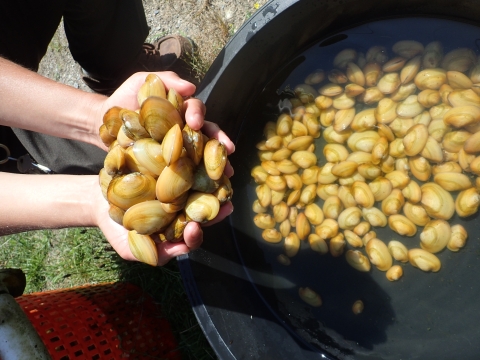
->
[15,282,181,360]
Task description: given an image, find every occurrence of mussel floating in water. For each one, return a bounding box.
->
[99,74,232,266]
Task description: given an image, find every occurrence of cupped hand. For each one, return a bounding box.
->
[96,71,200,147]
[101,71,198,118]
[93,71,235,265]
[96,71,235,154]
[93,179,234,266]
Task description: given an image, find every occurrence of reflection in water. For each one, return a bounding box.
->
[185,250,296,289]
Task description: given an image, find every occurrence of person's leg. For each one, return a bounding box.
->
[0,1,106,175]
[0,0,64,71]
[63,0,149,81]
[11,129,106,175]
[63,0,197,95]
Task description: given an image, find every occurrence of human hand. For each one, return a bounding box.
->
[97,71,202,144]
[93,71,235,265]
[93,176,234,266]
[97,71,235,175]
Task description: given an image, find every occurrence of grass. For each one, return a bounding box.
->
[0,228,215,359]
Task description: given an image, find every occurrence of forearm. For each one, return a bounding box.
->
[0,57,106,148]
[0,173,97,235]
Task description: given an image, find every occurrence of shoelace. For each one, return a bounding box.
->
[136,44,165,71]
[141,43,162,57]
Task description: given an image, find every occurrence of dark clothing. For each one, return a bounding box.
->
[0,0,149,174]
[0,0,149,78]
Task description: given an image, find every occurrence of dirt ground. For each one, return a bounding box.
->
[38,0,268,89]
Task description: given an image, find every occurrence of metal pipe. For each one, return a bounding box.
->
[0,283,51,360]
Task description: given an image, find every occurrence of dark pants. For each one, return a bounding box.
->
[0,0,149,174]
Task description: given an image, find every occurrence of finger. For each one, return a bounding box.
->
[154,71,196,97]
[183,222,204,250]
[183,98,206,130]
[112,71,196,103]
[202,121,236,154]
[156,241,190,266]
[224,160,234,178]
[202,201,234,227]
[155,223,203,266]
[113,236,137,262]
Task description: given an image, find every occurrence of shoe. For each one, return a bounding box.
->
[82,35,197,95]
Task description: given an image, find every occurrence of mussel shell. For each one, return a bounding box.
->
[185,192,221,223]
[132,138,167,176]
[162,123,183,166]
[140,96,183,142]
[103,106,123,137]
[99,168,113,200]
[421,182,455,220]
[137,73,167,107]
[192,162,222,193]
[99,124,116,147]
[123,200,176,235]
[107,172,157,210]
[163,212,189,242]
[204,138,227,180]
[108,204,125,225]
[182,124,205,165]
[160,191,189,213]
[124,146,157,177]
[156,156,195,203]
[116,125,135,148]
[213,175,233,204]
[167,87,184,113]
[104,144,127,176]
[128,230,158,266]
[120,109,150,140]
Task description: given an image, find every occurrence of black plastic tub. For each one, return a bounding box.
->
[178,1,480,359]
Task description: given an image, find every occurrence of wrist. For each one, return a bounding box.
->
[48,175,100,228]
[81,92,110,150]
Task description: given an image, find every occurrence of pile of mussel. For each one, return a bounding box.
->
[98,74,232,266]
[251,40,480,307]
